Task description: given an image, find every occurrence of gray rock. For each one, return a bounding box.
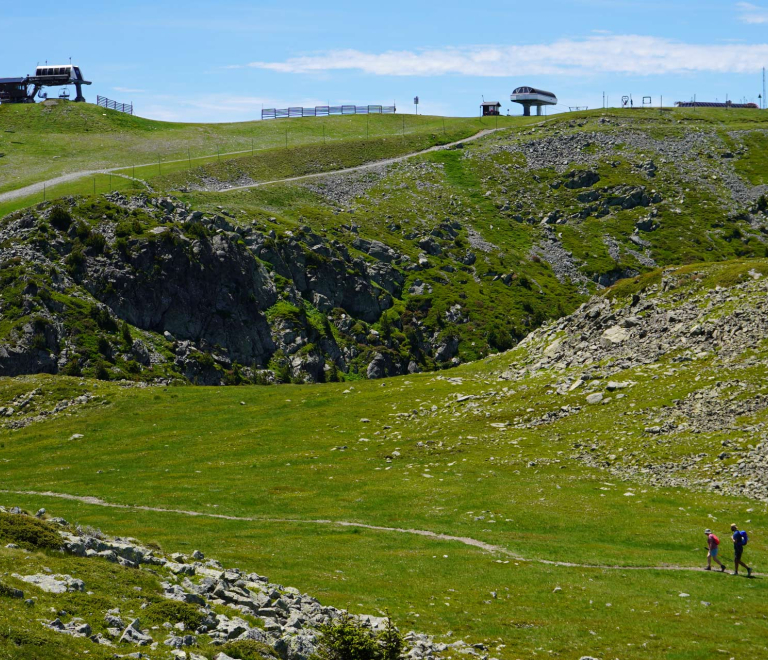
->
[119,619,153,646]
[13,573,83,594]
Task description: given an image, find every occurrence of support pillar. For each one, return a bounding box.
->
[74,83,85,103]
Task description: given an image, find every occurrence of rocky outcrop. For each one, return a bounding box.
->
[0,194,452,384]
[1,506,488,660]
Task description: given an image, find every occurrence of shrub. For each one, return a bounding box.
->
[144,600,205,630]
[74,222,92,242]
[89,306,118,332]
[125,360,142,374]
[314,614,404,660]
[185,221,209,240]
[61,356,82,376]
[115,237,130,257]
[94,361,111,381]
[97,336,111,356]
[31,333,47,351]
[64,246,85,275]
[0,512,62,551]
[267,350,292,384]
[217,640,279,660]
[49,206,72,231]
[85,232,107,254]
[120,321,133,346]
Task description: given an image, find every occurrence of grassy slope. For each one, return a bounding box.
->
[0,101,525,198]
[2,261,768,659]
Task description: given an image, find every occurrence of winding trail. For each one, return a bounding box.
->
[0,126,508,204]
[0,147,259,204]
[1,489,710,573]
[220,128,503,193]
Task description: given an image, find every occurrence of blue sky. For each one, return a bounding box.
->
[4,1,768,122]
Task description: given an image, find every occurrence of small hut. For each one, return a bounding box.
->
[481,101,501,116]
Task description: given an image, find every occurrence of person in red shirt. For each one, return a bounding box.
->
[704,529,726,572]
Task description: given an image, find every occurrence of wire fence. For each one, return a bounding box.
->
[262,104,396,120]
[97,95,133,115]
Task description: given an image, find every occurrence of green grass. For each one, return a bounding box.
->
[3,263,768,660]
[0,101,528,197]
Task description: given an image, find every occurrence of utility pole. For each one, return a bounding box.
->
[763,67,766,109]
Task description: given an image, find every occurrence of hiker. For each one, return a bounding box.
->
[704,529,726,572]
[731,523,752,577]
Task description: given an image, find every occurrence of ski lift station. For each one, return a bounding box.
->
[0,64,91,104]
[510,87,557,116]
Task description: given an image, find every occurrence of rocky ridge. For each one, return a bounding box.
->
[1,506,491,660]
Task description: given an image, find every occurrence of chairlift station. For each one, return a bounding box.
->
[510,86,557,116]
[0,64,91,104]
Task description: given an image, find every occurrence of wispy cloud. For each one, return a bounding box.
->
[737,2,768,23]
[139,94,328,123]
[243,35,768,77]
[114,86,146,93]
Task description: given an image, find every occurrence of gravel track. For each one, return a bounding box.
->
[0,488,720,573]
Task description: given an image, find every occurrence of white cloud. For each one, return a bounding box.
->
[737,2,768,23]
[114,87,146,93]
[139,94,328,123]
[243,35,768,77]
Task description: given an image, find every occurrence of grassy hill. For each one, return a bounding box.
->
[4,105,768,659]
[0,101,524,204]
[2,260,768,659]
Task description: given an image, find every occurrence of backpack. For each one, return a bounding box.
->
[711,534,720,546]
[739,530,748,546]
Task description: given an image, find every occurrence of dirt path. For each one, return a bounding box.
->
[0,126,506,204]
[1,489,712,573]
[221,128,504,193]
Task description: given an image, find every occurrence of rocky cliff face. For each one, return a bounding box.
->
[0,194,447,384]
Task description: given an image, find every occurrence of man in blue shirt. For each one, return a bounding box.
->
[731,523,752,577]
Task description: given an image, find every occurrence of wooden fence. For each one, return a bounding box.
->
[97,95,133,115]
[262,104,396,120]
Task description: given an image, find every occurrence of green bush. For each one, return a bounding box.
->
[119,321,133,347]
[216,640,279,660]
[85,232,107,254]
[61,356,82,376]
[185,221,209,240]
[0,512,62,551]
[49,206,72,231]
[144,600,205,630]
[64,246,85,275]
[314,614,404,660]
[94,361,111,381]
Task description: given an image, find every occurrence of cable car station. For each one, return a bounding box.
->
[0,64,91,104]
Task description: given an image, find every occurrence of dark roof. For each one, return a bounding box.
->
[512,86,556,98]
[481,101,501,106]
[0,77,27,84]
